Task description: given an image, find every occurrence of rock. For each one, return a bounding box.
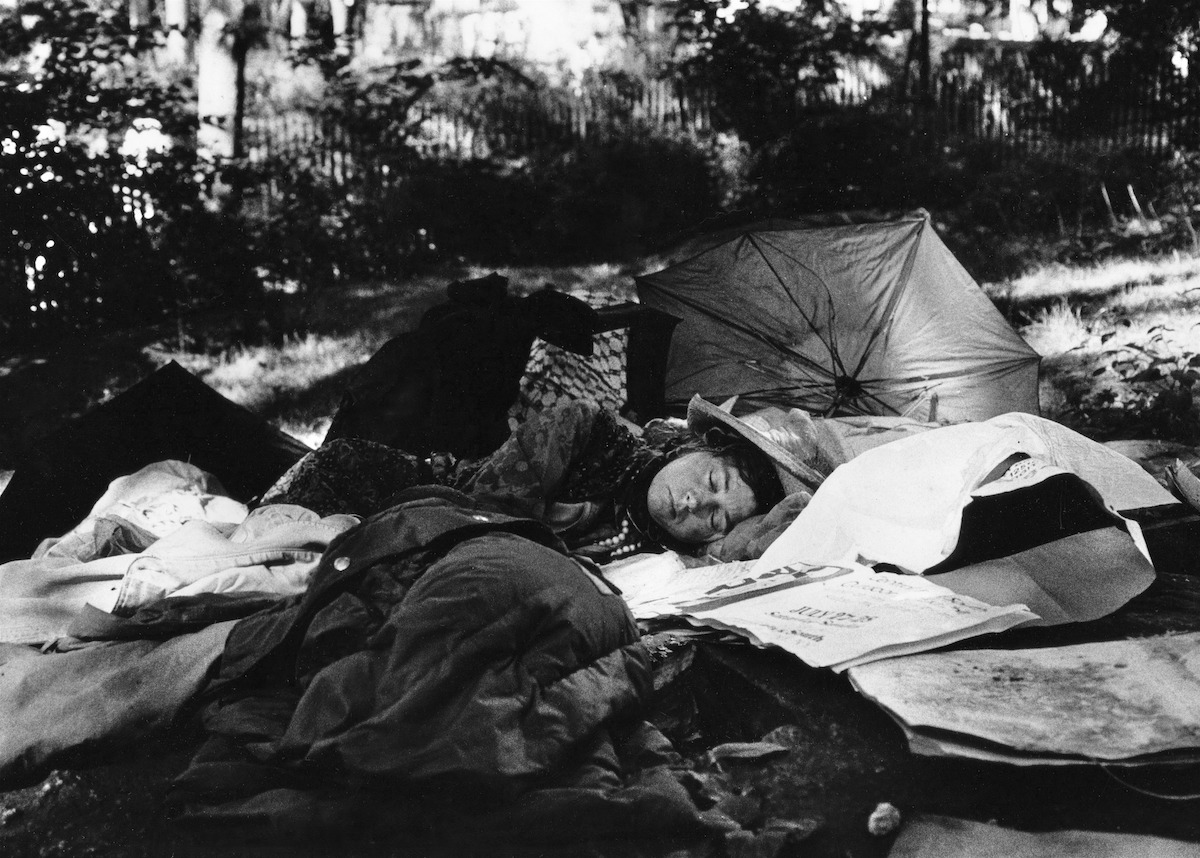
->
[715,792,764,828]
[867,801,902,836]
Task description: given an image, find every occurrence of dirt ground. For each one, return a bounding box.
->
[2,641,1200,858]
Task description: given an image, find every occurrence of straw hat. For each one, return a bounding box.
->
[685,394,828,495]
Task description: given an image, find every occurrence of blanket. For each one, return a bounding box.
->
[172,492,731,841]
[0,461,356,645]
[0,622,236,783]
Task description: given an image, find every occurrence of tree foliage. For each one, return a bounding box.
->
[1069,0,1200,56]
[668,0,888,143]
[0,0,204,345]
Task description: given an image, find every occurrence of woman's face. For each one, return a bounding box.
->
[646,451,759,545]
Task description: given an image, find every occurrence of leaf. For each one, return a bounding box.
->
[1174,369,1200,387]
[708,742,790,764]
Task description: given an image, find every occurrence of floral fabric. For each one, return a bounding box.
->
[259,401,657,560]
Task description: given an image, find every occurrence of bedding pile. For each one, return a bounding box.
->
[3,358,1199,852]
[0,471,732,843]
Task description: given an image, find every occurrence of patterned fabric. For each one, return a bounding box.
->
[259,401,659,562]
[260,440,461,518]
[559,408,659,504]
[508,289,630,428]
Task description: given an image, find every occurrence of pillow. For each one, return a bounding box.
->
[509,330,628,429]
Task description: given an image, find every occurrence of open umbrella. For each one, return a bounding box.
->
[635,214,1040,421]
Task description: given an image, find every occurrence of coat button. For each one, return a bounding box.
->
[332,556,350,571]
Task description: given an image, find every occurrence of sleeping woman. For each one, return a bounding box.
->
[260,396,823,562]
[157,397,825,829]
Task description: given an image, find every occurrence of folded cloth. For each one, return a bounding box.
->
[0,477,356,645]
[0,361,309,563]
[34,459,248,563]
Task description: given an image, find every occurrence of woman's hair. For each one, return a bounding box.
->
[623,427,785,554]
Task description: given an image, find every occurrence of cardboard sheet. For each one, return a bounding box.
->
[889,814,1200,858]
[849,632,1200,761]
[928,526,1155,626]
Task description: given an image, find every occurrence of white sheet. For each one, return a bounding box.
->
[755,412,1176,575]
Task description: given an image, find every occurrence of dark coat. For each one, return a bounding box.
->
[180,491,653,802]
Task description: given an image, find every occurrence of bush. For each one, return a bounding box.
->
[716,106,1200,281]
[0,0,212,348]
[242,126,727,268]
[528,131,726,260]
[732,110,932,215]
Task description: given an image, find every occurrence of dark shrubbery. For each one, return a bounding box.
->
[714,104,1200,281]
[538,132,730,259]
[9,0,1200,356]
[0,0,203,346]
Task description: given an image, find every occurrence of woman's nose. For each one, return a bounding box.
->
[681,490,712,515]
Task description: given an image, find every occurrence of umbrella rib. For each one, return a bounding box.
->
[721,383,840,412]
[751,235,897,383]
[655,290,838,380]
[745,234,848,374]
[847,385,904,416]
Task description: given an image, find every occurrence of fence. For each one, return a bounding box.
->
[920,46,1200,158]
[242,49,1200,183]
[11,47,1200,346]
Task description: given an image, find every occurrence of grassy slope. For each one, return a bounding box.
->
[999,251,1200,443]
[0,263,639,467]
[4,252,1200,474]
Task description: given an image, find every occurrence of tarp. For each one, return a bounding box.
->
[636,213,1041,422]
[0,362,310,563]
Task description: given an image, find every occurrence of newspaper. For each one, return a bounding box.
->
[606,554,1037,672]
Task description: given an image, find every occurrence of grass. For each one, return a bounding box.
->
[989,251,1200,443]
[162,263,641,448]
[5,252,1200,473]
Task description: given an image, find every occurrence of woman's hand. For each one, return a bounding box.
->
[705,490,812,562]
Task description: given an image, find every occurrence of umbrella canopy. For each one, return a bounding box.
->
[635,214,1040,422]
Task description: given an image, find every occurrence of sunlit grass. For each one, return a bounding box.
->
[1019,301,1090,357]
[999,252,1200,305]
[180,254,1200,446]
[10,252,1200,475]
[139,264,646,449]
[999,250,1200,440]
[156,332,388,448]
